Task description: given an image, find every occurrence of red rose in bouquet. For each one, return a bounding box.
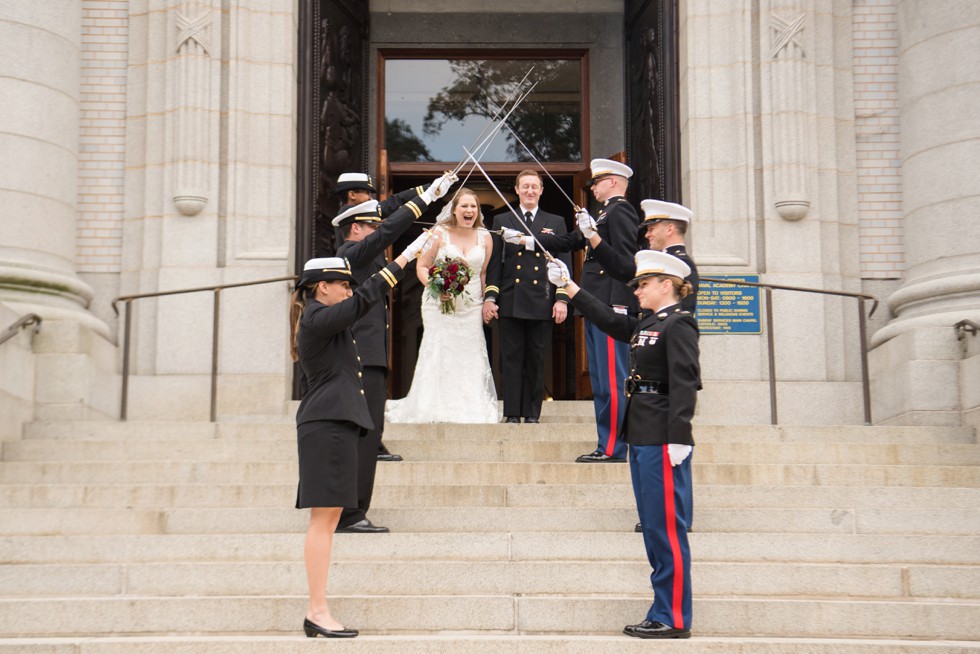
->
[427,256,473,315]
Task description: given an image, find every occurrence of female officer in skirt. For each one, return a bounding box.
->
[289,233,429,638]
[548,249,699,639]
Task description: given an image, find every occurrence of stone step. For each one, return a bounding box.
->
[3,506,978,536]
[4,481,977,510]
[2,560,976,600]
[1,460,976,486]
[2,636,978,654]
[6,438,980,465]
[0,595,976,640]
[3,532,975,566]
[8,529,980,565]
[20,420,978,444]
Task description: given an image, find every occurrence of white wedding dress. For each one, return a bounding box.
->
[386,227,499,424]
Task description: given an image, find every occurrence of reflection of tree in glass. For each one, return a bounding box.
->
[386,118,434,162]
[422,60,581,162]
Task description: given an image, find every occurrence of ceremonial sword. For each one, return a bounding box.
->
[450,67,535,177]
[460,146,567,282]
[501,121,583,212]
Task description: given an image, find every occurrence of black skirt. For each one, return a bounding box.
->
[295,419,361,508]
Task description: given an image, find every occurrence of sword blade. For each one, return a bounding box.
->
[460,146,557,265]
[501,121,581,212]
[452,81,539,176]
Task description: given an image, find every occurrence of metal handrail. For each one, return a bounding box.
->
[700,276,878,425]
[111,275,297,421]
[0,313,42,348]
[109,273,879,424]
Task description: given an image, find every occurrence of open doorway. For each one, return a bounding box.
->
[386,172,581,401]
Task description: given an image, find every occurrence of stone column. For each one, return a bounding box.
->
[869,1,980,424]
[0,1,106,337]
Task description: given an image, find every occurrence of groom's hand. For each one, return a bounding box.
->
[482,300,498,324]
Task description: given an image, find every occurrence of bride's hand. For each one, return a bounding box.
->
[482,300,498,324]
[439,291,451,302]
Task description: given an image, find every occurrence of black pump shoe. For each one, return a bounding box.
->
[303,618,358,638]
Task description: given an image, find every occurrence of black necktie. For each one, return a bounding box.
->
[525,211,533,225]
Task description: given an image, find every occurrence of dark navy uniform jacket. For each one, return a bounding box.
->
[592,240,700,313]
[295,262,405,430]
[333,186,427,249]
[536,196,640,312]
[335,193,428,369]
[485,208,570,319]
[571,290,700,446]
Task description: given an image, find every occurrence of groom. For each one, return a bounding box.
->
[484,170,571,424]
[333,173,457,534]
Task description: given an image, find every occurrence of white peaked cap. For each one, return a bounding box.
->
[331,200,381,227]
[640,199,693,225]
[590,158,633,180]
[630,249,691,287]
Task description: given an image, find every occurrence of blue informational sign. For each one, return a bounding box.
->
[696,275,762,335]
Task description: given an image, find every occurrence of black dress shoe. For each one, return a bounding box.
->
[624,620,691,639]
[575,451,626,463]
[634,522,642,532]
[336,519,389,534]
[303,618,358,638]
[523,417,540,423]
[504,416,521,424]
[377,452,403,462]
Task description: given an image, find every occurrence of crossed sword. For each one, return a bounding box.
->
[417,74,578,283]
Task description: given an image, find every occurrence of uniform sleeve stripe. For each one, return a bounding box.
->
[405,201,422,219]
[415,186,425,195]
[379,268,397,288]
[485,285,499,293]
[555,288,568,295]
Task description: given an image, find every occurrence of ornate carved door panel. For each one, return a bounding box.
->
[625,0,681,205]
[296,0,369,267]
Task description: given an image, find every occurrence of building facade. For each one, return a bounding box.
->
[1,0,978,437]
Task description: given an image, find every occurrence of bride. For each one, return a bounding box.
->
[386,188,499,423]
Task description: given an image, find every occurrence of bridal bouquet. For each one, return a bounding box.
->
[427,256,473,315]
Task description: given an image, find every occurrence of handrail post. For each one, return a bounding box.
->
[858,297,872,425]
[765,287,778,425]
[210,288,221,423]
[120,300,132,421]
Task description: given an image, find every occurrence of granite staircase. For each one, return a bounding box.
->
[1,402,978,652]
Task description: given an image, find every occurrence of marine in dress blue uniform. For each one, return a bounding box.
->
[548,250,699,639]
[587,198,700,313]
[535,159,640,461]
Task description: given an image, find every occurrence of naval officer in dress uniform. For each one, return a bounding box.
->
[547,249,699,639]
[290,236,430,638]
[483,169,571,423]
[332,173,457,534]
[334,171,435,462]
[335,172,428,222]
[514,159,640,461]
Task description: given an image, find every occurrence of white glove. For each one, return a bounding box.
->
[667,444,692,467]
[547,260,570,288]
[501,228,525,245]
[400,231,431,260]
[576,209,597,238]
[420,172,458,204]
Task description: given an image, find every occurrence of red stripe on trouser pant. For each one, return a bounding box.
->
[604,335,619,456]
[662,447,685,629]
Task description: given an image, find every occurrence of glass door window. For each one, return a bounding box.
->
[383,56,584,164]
